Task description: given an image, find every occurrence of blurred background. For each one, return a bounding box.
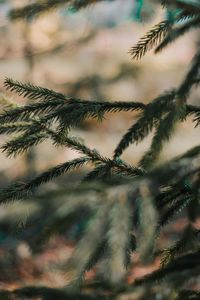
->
[0,0,199,293]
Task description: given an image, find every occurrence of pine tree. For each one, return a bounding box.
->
[0,0,200,299]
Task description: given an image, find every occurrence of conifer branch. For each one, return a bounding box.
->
[160,225,200,267]
[177,47,200,99]
[85,238,108,272]
[155,16,200,54]
[0,157,90,204]
[4,78,66,102]
[1,132,48,157]
[139,105,186,169]
[137,181,158,261]
[106,199,132,284]
[114,90,175,158]
[2,79,145,127]
[53,134,144,177]
[9,0,72,20]
[0,100,64,123]
[150,158,199,187]
[135,251,200,285]
[160,194,193,227]
[8,0,109,20]
[139,46,200,169]
[174,144,200,160]
[130,11,198,60]
[0,121,33,135]
[65,202,111,284]
[83,164,112,182]
[156,187,182,210]
[130,20,170,60]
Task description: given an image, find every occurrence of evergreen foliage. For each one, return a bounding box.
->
[0,0,200,299]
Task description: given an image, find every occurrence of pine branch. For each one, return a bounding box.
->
[130,11,198,60]
[0,157,90,204]
[139,45,200,169]
[155,163,195,210]
[139,105,186,169]
[27,157,90,190]
[0,99,144,131]
[53,134,108,161]
[177,47,200,100]
[0,93,16,109]
[65,202,110,285]
[9,0,72,20]
[135,251,200,285]
[43,100,145,133]
[112,159,145,178]
[0,118,52,157]
[160,225,200,267]
[1,131,48,157]
[149,154,199,187]
[175,144,200,160]
[3,78,199,164]
[83,164,112,182]
[114,90,175,158]
[160,194,194,227]
[0,127,142,205]
[4,78,66,102]
[106,199,132,284]
[137,181,158,261]
[0,121,33,135]
[0,117,143,182]
[130,20,170,60]
[155,16,200,54]
[0,100,64,123]
[85,238,108,272]
[156,186,182,210]
[8,0,110,20]
[53,134,144,177]
[2,79,145,127]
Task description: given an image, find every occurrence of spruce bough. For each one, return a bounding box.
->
[1,0,200,299]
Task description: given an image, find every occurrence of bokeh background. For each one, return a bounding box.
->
[0,0,200,293]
